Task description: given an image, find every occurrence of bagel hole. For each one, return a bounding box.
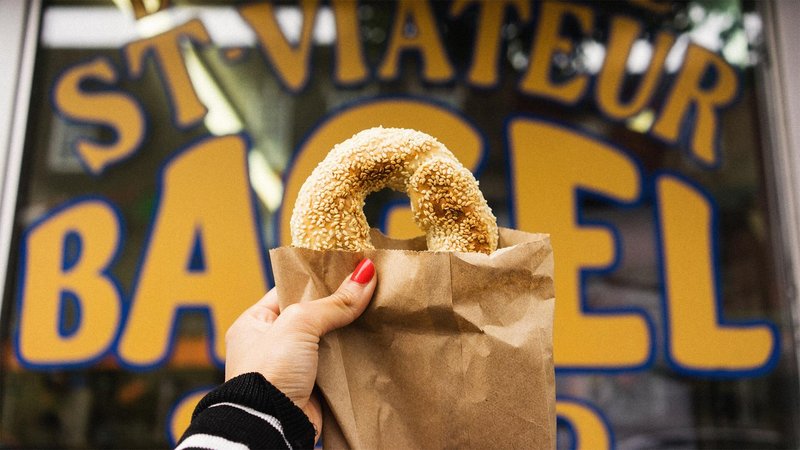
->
[363,187,409,231]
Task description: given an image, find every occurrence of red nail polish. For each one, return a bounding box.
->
[351,258,375,284]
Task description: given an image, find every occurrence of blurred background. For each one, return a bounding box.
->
[1,1,800,448]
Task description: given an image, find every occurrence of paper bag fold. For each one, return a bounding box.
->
[269,227,555,449]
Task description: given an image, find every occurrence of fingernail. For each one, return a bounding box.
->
[351,258,375,284]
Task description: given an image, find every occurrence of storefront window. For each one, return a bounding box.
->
[1,1,798,448]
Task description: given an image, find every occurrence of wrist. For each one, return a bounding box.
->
[194,372,316,449]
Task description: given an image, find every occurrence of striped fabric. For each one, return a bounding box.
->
[176,373,315,450]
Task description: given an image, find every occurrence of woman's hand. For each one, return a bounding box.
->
[224,258,377,437]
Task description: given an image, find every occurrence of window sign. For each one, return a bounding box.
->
[1,1,798,448]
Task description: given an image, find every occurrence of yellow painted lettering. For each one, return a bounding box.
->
[331,0,368,85]
[596,17,675,119]
[508,118,651,369]
[656,174,777,373]
[118,135,268,367]
[52,57,145,175]
[519,2,593,103]
[168,389,210,444]
[450,0,531,87]
[556,399,612,450]
[238,0,319,92]
[17,199,122,366]
[279,99,483,245]
[651,45,738,166]
[378,0,454,82]
[125,19,210,128]
[127,0,170,20]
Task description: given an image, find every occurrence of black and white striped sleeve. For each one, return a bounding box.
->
[175,373,316,450]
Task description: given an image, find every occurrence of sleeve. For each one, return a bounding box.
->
[175,372,316,450]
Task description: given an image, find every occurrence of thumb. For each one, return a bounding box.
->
[299,258,377,336]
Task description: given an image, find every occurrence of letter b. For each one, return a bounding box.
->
[16,198,123,368]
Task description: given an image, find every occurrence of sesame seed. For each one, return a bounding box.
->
[290,127,498,253]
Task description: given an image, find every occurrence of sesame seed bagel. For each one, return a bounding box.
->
[290,127,498,254]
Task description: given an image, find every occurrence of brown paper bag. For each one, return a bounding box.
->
[269,228,555,449]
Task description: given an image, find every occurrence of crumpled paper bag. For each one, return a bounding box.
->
[269,227,555,449]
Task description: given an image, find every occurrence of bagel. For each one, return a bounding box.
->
[290,127,498,254]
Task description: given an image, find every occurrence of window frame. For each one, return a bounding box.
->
[0,0,41,322]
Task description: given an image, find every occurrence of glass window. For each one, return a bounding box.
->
[1,1,798,448]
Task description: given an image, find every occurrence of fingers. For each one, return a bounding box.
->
[316,258,377,335]
[284,258,377,336]
[247,288,280,323]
